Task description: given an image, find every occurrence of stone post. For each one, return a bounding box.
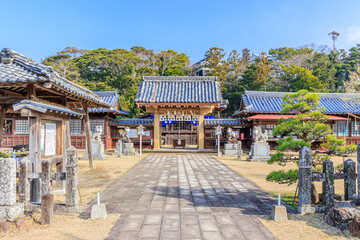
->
[344,159,356,201]
[41,160,52,195]
[41,194,53,225]
[323,159,335,209]
[65,146,79,212]
[298,147,314,214]
[357,143,360,201]
[0,158,23,219]
[118,140,122,158]
[237,141,242,159]
[18,157,30,205]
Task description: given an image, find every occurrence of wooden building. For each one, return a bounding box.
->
[70,91,128,150]
[134,76,226,149]
[233,90,359,148]
[0,48,110,200]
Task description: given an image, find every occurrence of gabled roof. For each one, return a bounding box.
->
[110,118,153,126]
[0,48,109,107]
[89,91,128,115]
[13,100,83,117]
[205,119,249,126]
[234,90,360,116]
[135,76,223,104]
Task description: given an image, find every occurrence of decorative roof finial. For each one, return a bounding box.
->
[0,48,14,64]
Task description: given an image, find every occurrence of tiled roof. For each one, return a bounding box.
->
[234,90,360,116]
[89,91,128,115]
[0,48,110,107]
[205,119,249,126]
[135,76,223,104]
[13,100,83,117]
[110,118,154,126]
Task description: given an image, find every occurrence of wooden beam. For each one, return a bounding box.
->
[84,103,94,168]
[0,106,5,148]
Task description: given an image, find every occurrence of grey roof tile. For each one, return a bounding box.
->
[13,100,83,117]
[0,48,110,107]
[135,76,223,103]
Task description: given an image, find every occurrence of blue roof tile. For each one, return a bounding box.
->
[234,90,360,116]
[88,91,128,115]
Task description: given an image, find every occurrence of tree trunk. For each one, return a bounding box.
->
[311,182,320,204]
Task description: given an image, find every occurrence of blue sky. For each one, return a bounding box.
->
[1,0,360,63]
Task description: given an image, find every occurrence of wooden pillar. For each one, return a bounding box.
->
[57,119,70,191]
[84,103,94,168]
[29,116,41,202]
[0,105,5,147]
[198,109,205,150]
[153,109,160,149]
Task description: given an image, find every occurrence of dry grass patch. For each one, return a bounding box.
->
[215,152,358,240]
[2,152,147,240]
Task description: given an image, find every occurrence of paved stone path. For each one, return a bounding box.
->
[86,154,294,239]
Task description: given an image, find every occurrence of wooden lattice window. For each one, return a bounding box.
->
[90,120,105,135]
[70,120,82,135]
[15,120,29,135]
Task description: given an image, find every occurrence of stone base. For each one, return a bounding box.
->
[91,204,107,219]
[298,204,315,214]
[55,204,79,213]
[223,143,243,157]
[271,205,288,220]
[0,203,24,219]
[247,156,270,162]
[123,143,136,156]
[247,141,270,162]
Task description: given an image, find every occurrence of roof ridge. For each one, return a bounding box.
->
[143,76,218,82]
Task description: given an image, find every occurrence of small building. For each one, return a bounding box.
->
[70,91,128,150]
[233,90,360,148]
[0,48,110,199]
[134,76,225,149]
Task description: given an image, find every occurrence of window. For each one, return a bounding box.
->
[15,120,29,135]
[70,120,82,135]
[3,120,13,135]
[90,120,105,135]
[333,121,349,137]
[351,121,360,137]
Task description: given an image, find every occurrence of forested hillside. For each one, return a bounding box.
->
[42,44,360,116]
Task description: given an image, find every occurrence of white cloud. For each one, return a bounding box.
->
[341,26,360,50]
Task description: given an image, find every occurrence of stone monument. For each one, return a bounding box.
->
[247,126,270,162]
[0,158,24,219]
[119,127,136,156]
[82,126,107,160]
[114,139,123,157]
[223,128,243,157]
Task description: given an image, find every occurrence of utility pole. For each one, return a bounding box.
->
[328,31,340,53]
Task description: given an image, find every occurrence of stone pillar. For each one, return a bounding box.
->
[41,160,52,195]
[41,194,53,225]
[323,159,335,209]
[344,159,356,201]
[18,157,30,205]
[0,158,23,219]
[153,109,160,149]
[298,147,314,214]
[237,141,243,159]
[115,140,122,157]
[198,111,205,150]
[65,146,79,212]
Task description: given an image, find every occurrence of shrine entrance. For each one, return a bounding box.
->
[161,120,198,148]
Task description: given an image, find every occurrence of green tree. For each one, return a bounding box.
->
[266,91,356,198]
[281,65,325,92]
